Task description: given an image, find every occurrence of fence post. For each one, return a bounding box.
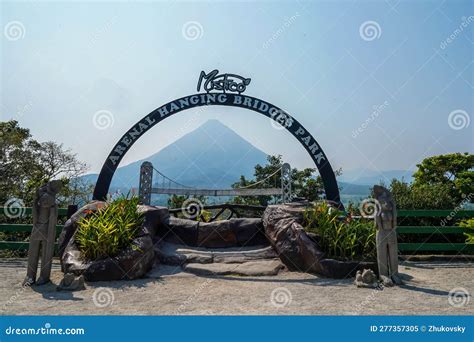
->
[66,204,78,219]
[139,161,153,205]
[281,163,292,203]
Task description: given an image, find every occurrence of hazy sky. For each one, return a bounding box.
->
[1,0,473,178]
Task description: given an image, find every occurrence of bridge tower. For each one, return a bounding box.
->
[139,161,153,205]
[281,163,292,203]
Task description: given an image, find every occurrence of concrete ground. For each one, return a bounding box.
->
[0,258,473,315]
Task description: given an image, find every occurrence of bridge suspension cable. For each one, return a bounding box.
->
[151,166,196,189]
[233,166,282,189]
[138,161,291,204]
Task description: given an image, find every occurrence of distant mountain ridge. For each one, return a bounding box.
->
[339,168,414,186]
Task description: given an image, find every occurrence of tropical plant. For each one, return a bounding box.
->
[75,196,143,260]
[459,218,474,244]
[303,202,376,261]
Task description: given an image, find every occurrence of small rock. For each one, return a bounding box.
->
[354,269,378,288]
[57,273,85,291]
[380,275,394,287]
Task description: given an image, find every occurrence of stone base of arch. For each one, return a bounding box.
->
[59,202,374,281]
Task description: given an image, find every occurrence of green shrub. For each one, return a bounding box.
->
[303,202,376,261]
[198,209,213,222]
[75,196,144,260]
[459,218,474,244]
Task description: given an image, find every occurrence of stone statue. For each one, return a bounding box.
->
[373,185,402,286]
[23,180,62,286]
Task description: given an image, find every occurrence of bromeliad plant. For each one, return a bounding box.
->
[303,202,376,261]
[459,218,474,244]
[75,196,144,261]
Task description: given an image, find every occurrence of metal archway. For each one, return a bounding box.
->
[92,92,342,207]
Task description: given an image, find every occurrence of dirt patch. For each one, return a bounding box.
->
[1,258,473,315]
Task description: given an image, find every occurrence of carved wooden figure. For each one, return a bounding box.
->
[23,180,62,286]
[373,185,402,286]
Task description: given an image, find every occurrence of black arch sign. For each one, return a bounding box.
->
[92,92,342,207]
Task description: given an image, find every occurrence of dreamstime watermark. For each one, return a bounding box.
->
[92,110,115,130]
[262,12,300,49]
[175,278,214,314]
[359,198,381,218]
[269,108,294,131]
[270,287,292,308]
[16,100,33,118]
[3,198,26,219]
[2,280,31,312]
[440,16,474,50]
[448,287,470,308]
[5,323,85,336]
[359,21,382,41]
[181,198,204,219]
[182,21,204,41]
[448,109,470,130]
[352,101,389,138]
[92,287,114,308]
[90,15,118,47]
[440,193,473,227]
[176,98,213,136]
[4,20,26,41]
[353,283,385,314]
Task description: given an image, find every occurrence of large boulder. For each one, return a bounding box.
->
[59,203,169,281]
[263,203,325,274]
[137,205,170,238]
[263,203,376,278]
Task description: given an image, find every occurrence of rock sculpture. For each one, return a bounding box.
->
[263,203,377,278]
[23,180,63,286]
[374,185,402,286]
[354,269,378,288]
[59,204,166,281]
[57,273,85,291]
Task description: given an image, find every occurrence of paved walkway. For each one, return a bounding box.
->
[1,259,472,315]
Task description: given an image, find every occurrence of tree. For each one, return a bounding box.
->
[413,153,473,204]
[231,155,340,205]
[389,179,457,210]
[389,153,473,209]
[0,120,90,206]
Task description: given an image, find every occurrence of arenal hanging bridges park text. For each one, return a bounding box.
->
[107,70,326,169]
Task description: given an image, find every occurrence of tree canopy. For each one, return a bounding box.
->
[389,153,473,209]
[231,155,341,206]
[0,120,91,206]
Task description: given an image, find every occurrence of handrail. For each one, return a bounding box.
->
[397,210,474,218]
[0,207,69,217]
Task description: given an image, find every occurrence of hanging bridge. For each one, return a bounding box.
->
[137,161,292,205]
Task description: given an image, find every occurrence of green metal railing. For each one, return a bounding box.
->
[397,210,474,253]
[0,207,69,251]
[0,207,473,253]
